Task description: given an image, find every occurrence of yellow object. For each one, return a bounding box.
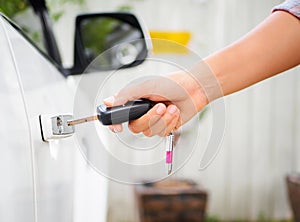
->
[149,31,191,54]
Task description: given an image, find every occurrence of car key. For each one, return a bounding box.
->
[67,99,155,126]
[40,99,155,141]
[41,99,175,175]
[68,98,175,175]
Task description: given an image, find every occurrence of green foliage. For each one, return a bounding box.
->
[257,211,268,222]
[204,213,293,222]
[0,0,85,21]
[0,0,28,18]
[0,0,85,54]
[51,10,64,22]
[47,0,85,7]
[47,0,85,22]
[80,17,120,64]
[117,5,133,12]
[205,215,221,222]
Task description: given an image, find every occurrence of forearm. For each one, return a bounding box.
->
[204,11,300,98]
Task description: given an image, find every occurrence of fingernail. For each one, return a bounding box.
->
[104,96,115,105]
[109,125,114,131]
[168,105,177,114]
[156,104,165,115]
[114,125,122,133]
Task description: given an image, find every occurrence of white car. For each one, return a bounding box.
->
[0,8,149,222]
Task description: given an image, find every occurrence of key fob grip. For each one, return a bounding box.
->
[97,99,154,125]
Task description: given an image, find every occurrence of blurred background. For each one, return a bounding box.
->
[1,0,300,221]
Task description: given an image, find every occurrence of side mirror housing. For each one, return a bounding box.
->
[70,12,150,75]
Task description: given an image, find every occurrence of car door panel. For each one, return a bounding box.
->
[0,17,35,222]
[0,16,108,222]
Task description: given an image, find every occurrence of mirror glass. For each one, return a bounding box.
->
[79,17,146,69]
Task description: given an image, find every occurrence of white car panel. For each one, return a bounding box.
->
[0,16,108,222]
[0,16,35,222]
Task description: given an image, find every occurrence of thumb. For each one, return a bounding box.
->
[103,93,131,107]
[103,78,154,107]
[103,95,117,107]
[103,88,141,107]
[103,92,138,107]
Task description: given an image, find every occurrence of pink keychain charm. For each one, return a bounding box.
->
[166,132,174,175]
[166,151,173,164]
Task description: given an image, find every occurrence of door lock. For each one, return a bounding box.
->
[39,114,75,142]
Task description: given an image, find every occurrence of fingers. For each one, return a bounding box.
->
[103,78,155,107]
[109,124,123,133]
[103,96,116,107]
[158,112,180,137]
[128,103,167,133]
[103,75,186,135]
[107,103,166,134]
[131,104,180,137]
[107,104,182,136]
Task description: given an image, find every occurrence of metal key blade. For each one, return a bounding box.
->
[67,116,98,126]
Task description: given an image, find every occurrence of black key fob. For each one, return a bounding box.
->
[97,99,154,125]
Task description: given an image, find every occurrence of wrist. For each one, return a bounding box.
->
[188,75,209,113]
[173,70,209,113]
[189,60,224,109]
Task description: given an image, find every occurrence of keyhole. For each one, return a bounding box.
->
[57,116,63,134]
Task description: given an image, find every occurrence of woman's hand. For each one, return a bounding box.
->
[104,70,209,137]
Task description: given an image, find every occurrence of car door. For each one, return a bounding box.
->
[0,15,108,222]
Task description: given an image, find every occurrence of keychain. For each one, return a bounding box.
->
[166,132,174,175]
[40,99,175,175]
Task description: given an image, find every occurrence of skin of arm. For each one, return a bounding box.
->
[104,11,300,137]
[205,11,300,97]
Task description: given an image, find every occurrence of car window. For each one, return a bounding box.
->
[0,2,46,53]
[0,14,61,71]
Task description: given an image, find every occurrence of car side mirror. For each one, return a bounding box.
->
[70,12,150,75]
